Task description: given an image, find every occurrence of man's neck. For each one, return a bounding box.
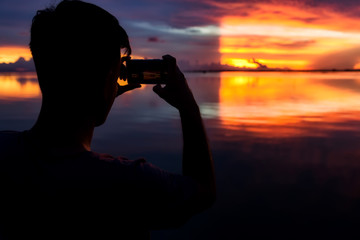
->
[30,108,95,154]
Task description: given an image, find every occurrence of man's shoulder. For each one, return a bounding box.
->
[84,151,146,167]
[0,130,22,140]
[72,151,149,179]
[0,130,23,153]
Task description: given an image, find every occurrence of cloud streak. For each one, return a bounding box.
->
[311,47,360,70]
[0,57,35,72]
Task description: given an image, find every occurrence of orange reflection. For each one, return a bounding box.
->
[0,46,32,63]
[0,73,41,99]
[219,71,360,137]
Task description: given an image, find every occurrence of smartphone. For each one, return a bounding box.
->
[126,59,168,84]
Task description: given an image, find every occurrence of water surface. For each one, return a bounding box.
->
[1,71,360,239]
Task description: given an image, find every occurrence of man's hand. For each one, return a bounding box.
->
[115,60,141,96]
[153,54,216,216]
[153,55,197,110]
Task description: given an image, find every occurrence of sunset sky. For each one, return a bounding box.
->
[1,0,360,70]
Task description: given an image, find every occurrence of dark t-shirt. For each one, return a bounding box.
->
[0,131,198,240]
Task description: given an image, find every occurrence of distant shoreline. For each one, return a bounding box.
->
[0,71,37,74]
[1,69,360,74]
[2,58,360,74]
[185,69,360,73]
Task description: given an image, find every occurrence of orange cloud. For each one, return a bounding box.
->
[0,46,32,63]
[212,2,360,31]
[311,47,360,70]
[217,2,360,70]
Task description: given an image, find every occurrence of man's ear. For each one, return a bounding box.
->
[120,56,130,81]
[120,62,127,80]
[106,60,122,84]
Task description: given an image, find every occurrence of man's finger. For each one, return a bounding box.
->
[162,55,177,79]
[153,84,164,96]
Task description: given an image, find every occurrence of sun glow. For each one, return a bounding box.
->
[354,63,360,69]
[218,3,360,70]
[218,71,360,137]
[222,58,258,68]
[0,73,40,99]
[0,46,32,63]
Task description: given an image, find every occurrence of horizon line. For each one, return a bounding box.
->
[1,69,360,74]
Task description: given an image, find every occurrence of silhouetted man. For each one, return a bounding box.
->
[0,1,215,239]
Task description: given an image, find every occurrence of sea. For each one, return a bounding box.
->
[1,71,360,239]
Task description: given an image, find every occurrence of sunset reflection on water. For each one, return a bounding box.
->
[218,71,360,137]
[2,71,360,129]
[0,73,40,100]
[2,72,360,239]
[2,71,360,144]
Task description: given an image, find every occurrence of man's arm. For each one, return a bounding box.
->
[153,55,216,212]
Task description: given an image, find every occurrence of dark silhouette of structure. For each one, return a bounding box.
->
[0,1,215,239]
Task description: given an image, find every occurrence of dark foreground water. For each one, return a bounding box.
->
[2,71,360,239]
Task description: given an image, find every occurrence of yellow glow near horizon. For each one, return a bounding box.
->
[0,73,40,99]
[354,63,360,69]
[218,71,360,137]
[0,47,146,65]
[218,3,360,70]
[0,46,32,63]
[259,59,308,69]
[222,58,258,68]
[221,57,308,69]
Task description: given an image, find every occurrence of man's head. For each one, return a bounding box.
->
[30,0,131,126]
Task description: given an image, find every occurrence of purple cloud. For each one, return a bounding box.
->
[147,37,164,43]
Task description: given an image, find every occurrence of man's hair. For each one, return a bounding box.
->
[29,0,131,97]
